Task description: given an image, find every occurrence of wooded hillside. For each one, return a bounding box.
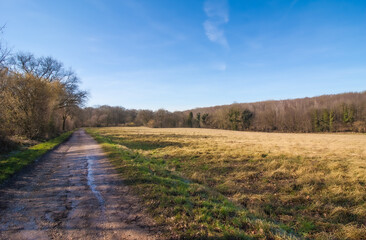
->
[81,91,366,133]
[186,92,366,132]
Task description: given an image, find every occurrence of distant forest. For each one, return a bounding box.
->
[80,91,366,133]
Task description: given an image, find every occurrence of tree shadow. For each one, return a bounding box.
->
[117,140,184,151]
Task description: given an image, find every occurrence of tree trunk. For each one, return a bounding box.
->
[62,115,67,131]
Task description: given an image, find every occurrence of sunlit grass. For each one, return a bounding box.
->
[0,131,73,184]
[87,127,366,239]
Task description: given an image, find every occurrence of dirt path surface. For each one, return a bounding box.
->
[0,130,163,240]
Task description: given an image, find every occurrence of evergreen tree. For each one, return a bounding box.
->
[201,113,209,126]
[241,109,253,130]
[188,111,193,128]
[343,105,354,124]
[228,109,240,130]
[196,112,201,128]
[329,110,335,132]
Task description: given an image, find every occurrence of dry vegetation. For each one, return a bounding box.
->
[0,30,87,153]
[90,127,366,239]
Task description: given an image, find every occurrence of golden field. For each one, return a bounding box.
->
[89,127,366,239]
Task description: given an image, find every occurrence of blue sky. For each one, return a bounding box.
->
[0,0,365,111]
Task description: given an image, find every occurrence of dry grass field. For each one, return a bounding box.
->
[87,127,366,239]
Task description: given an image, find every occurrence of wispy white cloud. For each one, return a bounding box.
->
[213,62,227,71]
[204,0,229,22]
[203,0,229,48]
[203,21,228,47]
[86,36,100,43]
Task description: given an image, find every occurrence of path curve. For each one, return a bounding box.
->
[0,129,162,240]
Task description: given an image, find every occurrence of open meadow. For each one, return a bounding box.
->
[87,127,366,239]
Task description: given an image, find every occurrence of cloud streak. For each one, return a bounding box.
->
[203,0,229,48]
[214,62,227,71]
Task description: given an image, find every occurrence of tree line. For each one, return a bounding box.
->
[0,27,87,152]
[78,91,366,133]
[186,92,366,132]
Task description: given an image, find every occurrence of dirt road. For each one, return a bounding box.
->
[0,130,162,240]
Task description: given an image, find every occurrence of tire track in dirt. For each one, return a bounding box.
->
[0,129,163,240]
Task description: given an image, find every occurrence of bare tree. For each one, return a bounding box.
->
[9,53,65,82]
[136,110,154,126]
[0,25,11,68]
[56,72,88,131]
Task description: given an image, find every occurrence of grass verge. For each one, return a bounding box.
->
[86,128,298,239]
[0,131,73,184]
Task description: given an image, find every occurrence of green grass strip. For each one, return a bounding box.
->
[0,131,73,184]
[86,128,299,239]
